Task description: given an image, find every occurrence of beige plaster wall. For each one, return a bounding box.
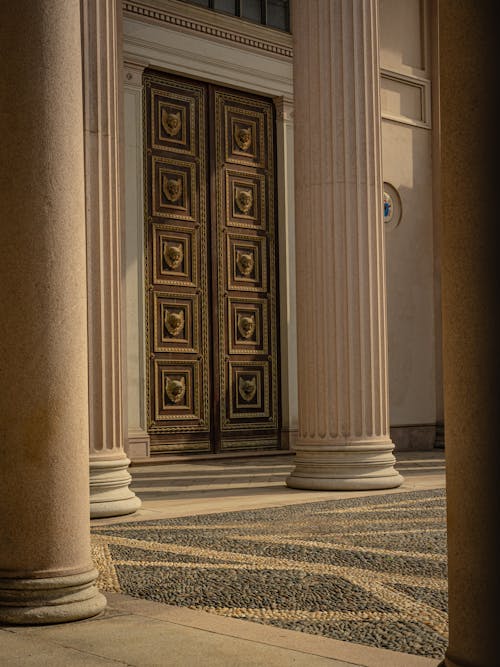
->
[383,121,436,428]
[380,0,439,448]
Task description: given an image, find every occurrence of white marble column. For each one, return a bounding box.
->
[0,0,106,622]
[287,0,403,490]
[82,0,141,518]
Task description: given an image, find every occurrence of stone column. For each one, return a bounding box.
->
[82,0,141,518]
[274,97,298,450]
[123,61,151,459]
[0,0,106,623]
[439,2,500,665]
[287,0,403,490]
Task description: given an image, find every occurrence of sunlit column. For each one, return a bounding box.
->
[287,0,403,490]
[82,0,141,518]
[0,0,106,623]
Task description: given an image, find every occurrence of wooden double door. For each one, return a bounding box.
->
[144,71,281,454]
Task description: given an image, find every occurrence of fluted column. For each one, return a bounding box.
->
[82,0,141,518]
[287,0,403,490]
[0,0,106,622]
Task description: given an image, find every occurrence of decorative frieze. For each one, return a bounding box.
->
[122,0,293,59]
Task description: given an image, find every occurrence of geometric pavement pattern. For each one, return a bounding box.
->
[91,489,447,659]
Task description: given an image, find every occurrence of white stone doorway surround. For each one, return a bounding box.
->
[122,1,297,459]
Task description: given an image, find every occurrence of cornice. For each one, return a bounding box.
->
[122,0,293,59]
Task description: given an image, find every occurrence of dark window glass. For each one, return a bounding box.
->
[178,0,290,32]
[213,0,237,13]
[266,0,288,31]
[241,0,262,23]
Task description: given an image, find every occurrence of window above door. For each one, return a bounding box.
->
[179,0,290,32]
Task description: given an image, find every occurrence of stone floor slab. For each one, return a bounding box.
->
[105,592,438,667]
[0,628,125,666]
[10,613,357,666]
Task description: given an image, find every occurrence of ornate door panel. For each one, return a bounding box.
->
[213,89,280,450]
[144,73,211,453]
[144,71,280,453]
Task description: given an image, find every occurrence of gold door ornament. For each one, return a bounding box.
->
[164,309,185,337]
[238,376,257,402]
[237,315,255,339]
[234,126,252,151]
[165,376,186,404]
[161,109,182,137]
[163,242,184,270]
[163,176,183,203]
[236,250,254,277]
[235,187,253,214]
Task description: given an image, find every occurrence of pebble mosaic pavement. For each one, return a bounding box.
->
[91,489,447,659]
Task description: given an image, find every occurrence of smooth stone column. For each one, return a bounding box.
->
[82,1,141,518]
[439,2,500,665]
[274,97,299,450]
[123,61,151,459]
[0,1,106,623]
[287,0,403,490]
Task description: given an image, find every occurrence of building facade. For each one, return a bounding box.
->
[1,1,498,666]
[122,0,442,462]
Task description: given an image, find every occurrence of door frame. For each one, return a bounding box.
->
[122,2,296,458]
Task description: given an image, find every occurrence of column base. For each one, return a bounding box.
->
[286,440,404,491]
[0,569,106,625]
[90,456,141,519]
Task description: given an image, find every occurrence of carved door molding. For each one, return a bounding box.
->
[144,71,280,453]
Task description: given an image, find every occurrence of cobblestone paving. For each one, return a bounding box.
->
[91,489,447,659]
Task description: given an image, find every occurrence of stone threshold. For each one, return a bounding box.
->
[130,449,294,466]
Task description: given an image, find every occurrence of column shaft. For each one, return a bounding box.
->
[274,97,298,449]
[0,0,106,623]
[82,0,141,518]
[439,2,500,665]
[287,0,403,490]
[124,61,151,459]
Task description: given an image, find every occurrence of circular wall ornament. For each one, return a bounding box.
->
[383,182,402,231]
